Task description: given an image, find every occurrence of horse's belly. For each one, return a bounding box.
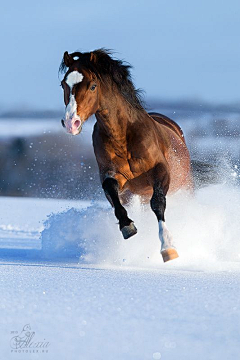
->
[122,173,153,197]
[122,151,192,196]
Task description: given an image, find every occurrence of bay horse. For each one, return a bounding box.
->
[59,49,193,262]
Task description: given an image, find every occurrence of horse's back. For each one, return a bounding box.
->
[148,112,185,141]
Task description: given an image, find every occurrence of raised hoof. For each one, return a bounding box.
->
[121,222,137,239]
[161,248,179,263]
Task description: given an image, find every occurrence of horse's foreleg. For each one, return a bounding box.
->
[102,177,137,239]
[150,177,179,262]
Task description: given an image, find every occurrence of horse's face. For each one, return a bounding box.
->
[61,68,99,135]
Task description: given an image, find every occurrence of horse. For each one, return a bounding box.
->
[59,49,193,262]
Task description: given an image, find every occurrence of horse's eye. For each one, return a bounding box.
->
[90,84,97,91]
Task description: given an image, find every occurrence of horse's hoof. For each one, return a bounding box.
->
[161,248,179,263]
[121,222,137,239]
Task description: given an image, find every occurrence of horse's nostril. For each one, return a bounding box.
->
[74,120,81,129]
[61,119,65,128]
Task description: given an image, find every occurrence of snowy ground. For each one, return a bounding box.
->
[1,111,240,359]
[1,182,240,359]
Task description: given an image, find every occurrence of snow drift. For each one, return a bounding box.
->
[41,182,240,271]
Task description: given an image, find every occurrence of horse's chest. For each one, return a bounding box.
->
[126,143,158,173]
[127,156,145,174]
[113,153,147,180]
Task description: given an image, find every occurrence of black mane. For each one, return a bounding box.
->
[59,49,144,110]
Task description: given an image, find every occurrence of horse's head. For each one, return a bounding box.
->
[60,51,100,135]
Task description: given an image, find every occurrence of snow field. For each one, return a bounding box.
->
[1,182,240,359]
[41,183,240,271]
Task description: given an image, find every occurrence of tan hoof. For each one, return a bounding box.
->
[161,248,179,263]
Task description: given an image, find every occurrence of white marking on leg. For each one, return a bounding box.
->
[158,220,174,251]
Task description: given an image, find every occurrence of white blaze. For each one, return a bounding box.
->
[158,220,174,251]
[66,71,84,89]
[64,71,84,122]
[65,95,78,121]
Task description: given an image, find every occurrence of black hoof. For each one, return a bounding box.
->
[121,222,137,239]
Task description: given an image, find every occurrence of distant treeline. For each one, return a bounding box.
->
[1,99,240,119]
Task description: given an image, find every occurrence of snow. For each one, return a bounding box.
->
[1,112,240,358]
[0,117,95,139]
[1,263,240,359]
[0,119,61,138]
[1,183,240,359]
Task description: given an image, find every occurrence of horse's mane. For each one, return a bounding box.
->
[59,48,144,111]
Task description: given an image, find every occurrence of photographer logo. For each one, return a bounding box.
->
[10,324,50,354]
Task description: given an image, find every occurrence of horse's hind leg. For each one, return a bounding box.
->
[150,173,179,262]
[102,178,137,239]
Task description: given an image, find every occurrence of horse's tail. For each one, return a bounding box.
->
[191,160,220,188]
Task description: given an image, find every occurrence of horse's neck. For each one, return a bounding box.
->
[95,92,137,141]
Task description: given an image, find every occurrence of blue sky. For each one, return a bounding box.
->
[1,0,240,110]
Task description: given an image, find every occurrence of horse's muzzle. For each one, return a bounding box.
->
[62,117,82,135]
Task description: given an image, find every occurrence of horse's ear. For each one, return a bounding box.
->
[90,52,97,63]
[63,51,74,67]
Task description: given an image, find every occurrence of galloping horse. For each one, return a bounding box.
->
[59,49,193,262]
